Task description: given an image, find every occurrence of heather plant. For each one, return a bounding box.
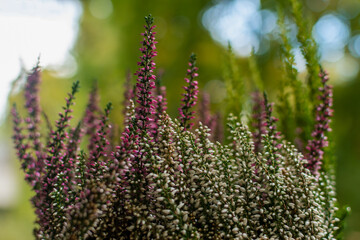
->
[12,10,346,240]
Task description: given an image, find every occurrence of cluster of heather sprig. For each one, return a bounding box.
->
[12,14,343,239]
[179,53,199,130]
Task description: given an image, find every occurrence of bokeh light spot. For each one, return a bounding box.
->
[348,34,360,58]
[313,14,350,61]
[202,0,276,56]
[336,55,359,81]
[89,0,113,20]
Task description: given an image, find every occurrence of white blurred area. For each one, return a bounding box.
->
[0,0,82,208]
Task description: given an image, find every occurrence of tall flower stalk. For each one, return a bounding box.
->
[305,69,333,175]
[134,14,157,134]
[179,53,199,130]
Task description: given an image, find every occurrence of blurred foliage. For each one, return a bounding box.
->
[75,0,224,119]
[4,0,360,239]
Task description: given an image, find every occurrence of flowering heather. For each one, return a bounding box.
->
[134,14,157,134]
[12,14,344,239]
[305,69,333,175]
[179,53,199,130]
[24,63,42,152]
[12,64,44,188]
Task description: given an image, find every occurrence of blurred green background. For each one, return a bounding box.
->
[1,0,360,239]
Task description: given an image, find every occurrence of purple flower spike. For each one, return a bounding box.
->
[134,14,157,134]
[179,53,199,130]
[12,64,45,188]
[25,64,41,124]
[11,104,41,187]
[37,81,80,236]
[305,69,333,175]
[24,64,45,165]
